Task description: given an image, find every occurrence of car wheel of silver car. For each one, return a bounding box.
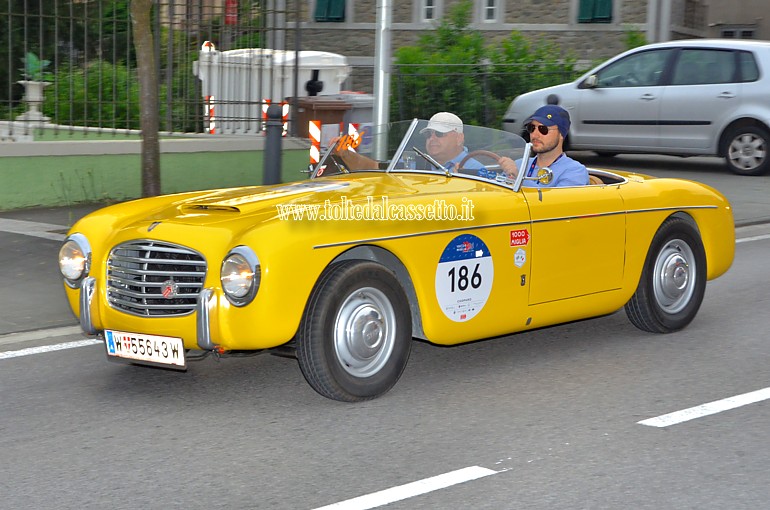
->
[296,260,412,402]
[624,216,707,333]
[724,125,770,176]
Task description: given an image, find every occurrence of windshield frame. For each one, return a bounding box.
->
[386,119,420,173]
[309,118,533,190]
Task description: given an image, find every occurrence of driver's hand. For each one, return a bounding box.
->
[499,157,518,178]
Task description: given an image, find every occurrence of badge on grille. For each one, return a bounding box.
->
[161,280,179,299]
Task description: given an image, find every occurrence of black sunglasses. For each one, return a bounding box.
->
[526,124,554,135]
[424,129,450,138]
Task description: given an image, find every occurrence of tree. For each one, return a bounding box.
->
[130,0,160,197]
[392,0,579,126]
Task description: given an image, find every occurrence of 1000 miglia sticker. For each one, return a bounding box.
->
[435,234,494,322]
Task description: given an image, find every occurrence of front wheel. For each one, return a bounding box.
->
[297,261,412,402]
[624,217,707,333]
[724,125,770,176]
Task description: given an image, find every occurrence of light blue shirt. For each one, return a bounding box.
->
[519,154,589,187]
[446,149,485,173]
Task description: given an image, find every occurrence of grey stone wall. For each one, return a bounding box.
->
[505,0,572,24]
[620,0,649,24]
[354,0,378,23]
[298,0,709,88]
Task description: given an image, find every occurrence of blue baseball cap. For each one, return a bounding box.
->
[526,105,571,138]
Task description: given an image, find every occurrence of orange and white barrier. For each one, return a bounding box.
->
[261,99,270,132]
[309,120,321,165]
[281,102,290,136]
[204,95,216,134]
[332,123,362,152]
[309,122,365,165]
[262,99,290,136]
[346,123,361,149]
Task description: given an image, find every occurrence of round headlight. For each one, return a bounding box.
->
[221,246,260,306]
[59,234,91,286]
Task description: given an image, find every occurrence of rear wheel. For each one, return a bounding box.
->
[625,217,706,333]
[724,125,770,176]
[297,261,412,402]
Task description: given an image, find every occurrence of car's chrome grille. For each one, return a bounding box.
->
[106,241,207,317]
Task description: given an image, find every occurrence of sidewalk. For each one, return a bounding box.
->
[0,204,103,335]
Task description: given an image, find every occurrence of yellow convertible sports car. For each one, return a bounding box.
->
[59,119,735,401]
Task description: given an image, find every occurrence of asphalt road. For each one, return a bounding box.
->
[1,154,769,509]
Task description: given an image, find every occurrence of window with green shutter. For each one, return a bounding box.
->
[314,0,345,22]
[578,0,612,23]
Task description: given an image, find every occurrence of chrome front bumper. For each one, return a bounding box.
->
[78,278,217,351]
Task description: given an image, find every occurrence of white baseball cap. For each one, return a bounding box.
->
[419,112,463,134]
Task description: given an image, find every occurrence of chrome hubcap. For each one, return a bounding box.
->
[334,287,396,378]
[653,239,696,314]
[729,133,766,171]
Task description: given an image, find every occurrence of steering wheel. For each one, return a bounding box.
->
[458,150,502,169]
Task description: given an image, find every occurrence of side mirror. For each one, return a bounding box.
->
[523,167,553,186]
[584,74,598,88]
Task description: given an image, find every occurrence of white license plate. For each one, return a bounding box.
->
[104,330,186,368]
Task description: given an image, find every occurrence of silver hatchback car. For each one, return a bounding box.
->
[502,39,770,176]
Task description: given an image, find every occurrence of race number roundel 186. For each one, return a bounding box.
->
[435,234,494,322]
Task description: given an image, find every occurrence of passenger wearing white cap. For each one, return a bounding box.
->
[331,112,484,174]
[419,112,484,173]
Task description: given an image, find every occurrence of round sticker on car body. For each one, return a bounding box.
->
[435,234,494,322]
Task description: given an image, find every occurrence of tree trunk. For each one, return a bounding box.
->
[130,0,161,197]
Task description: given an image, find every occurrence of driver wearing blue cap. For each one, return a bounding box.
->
[500,105,589,187]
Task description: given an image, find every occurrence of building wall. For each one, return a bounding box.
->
[706,0,769,40]
[300,0,709,65]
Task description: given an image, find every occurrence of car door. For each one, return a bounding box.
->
[570,48,674,151]
[523,185,626,305]
[658,48,742,151]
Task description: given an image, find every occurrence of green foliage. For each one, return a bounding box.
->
[392,1,485,123]
[484,33,578,124]
[20,53,54,81]
[392,0,580,126]
[45,60,141,129]
[623,26,648,50]
[45,58,201,132]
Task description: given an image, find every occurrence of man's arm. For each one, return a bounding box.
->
[335,149,379,171]
[499,156,519,178]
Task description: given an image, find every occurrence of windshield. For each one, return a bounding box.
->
[311,119,531,188]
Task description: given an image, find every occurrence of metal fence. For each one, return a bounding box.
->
[1,1,300,140]
[1,1,580,141]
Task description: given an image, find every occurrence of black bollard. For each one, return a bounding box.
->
[263,103,283,185]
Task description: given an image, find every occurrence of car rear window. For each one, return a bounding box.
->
[737,51,760,82]
[671,49,736,85]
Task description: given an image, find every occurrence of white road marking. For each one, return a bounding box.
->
[311,466,498,510]
[736,233,770,244]
[0,218,67,241]
[638,387,770,427]
[0,338,101,360]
